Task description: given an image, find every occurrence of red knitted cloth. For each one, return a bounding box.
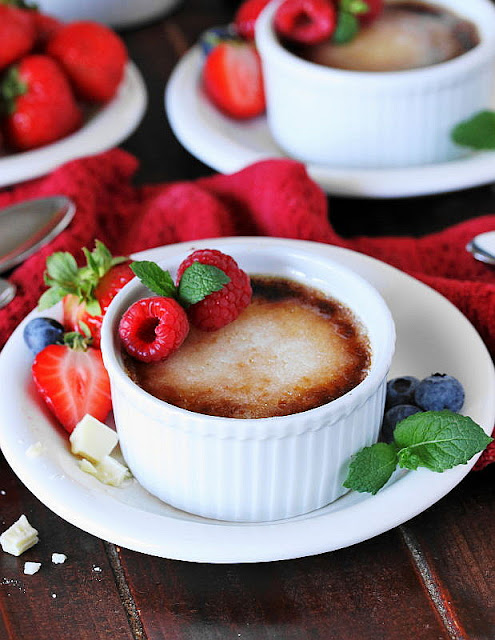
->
[1,149,493,469]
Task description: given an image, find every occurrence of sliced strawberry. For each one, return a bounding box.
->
[38,241,134,349]
[234,0,272,40]
[203,41,266,120]
[32,340,112,433]
[119,297,190,363]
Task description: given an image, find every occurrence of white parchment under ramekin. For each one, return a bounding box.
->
[101,238,395,522]
[256,0,495,169]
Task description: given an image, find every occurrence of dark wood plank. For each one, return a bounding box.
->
[118,530,450,640]
[0,454,135,640]
[403,464,495,640]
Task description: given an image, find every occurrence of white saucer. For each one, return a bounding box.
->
[0,239,494,563]
[0,62,147,188]
[165,46,495,199]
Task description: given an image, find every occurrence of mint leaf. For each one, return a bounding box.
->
[343,442,398,495]
[452,110,495,150]
[131,261,177,298]
[340,0,369,15]
[332,11,359,44]
[178,262,230,306]
[394,410,493,472]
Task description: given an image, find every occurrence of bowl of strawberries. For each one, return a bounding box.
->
[254,0,495,168]
[0,2,146,186]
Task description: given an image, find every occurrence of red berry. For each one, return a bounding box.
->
[1,55,82,152]
[47,21,128,102]
[203,41,266,120]
[31,11,63,48]
[359,0,383,25]
[176,249,252,332]
[119,297,190,363]
[32,344,112,434]
[234,0,272,40]
[0,5,36,72]
[274,0,337,45]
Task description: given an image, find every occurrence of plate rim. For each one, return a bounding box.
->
[1,238,494,563]
[165,46,495,199]
[0,61,147,189]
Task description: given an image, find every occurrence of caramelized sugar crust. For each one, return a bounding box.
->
[124,276,371,419]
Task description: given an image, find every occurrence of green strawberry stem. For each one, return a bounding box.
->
[0,67,28,116]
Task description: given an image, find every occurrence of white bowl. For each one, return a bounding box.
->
[37,0,181,29]
[101,238,396,522]
[255,0,495,169]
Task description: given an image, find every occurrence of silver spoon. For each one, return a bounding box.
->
[0,196,76,309]
[466,230,495,265]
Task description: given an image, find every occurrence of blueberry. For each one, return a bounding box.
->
[380,404,423,443]
[199,25,240,56]
[385,376,420,409]
[24,317,65,355]
[414,373,465,412]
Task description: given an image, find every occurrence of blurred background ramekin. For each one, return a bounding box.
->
[256,0,495,169]
[37,0,181,29]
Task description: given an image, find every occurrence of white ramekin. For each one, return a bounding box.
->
[256,0,495,169]
[101,238,395,522]
[38,0,181,29]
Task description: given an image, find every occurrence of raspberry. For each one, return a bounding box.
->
[274,0,337,45]
[177,249,252,331]
[119,297,189,362]
[359,0,384,25]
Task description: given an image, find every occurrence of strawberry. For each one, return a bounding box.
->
[46,21,128,103]
[274,0,337,45]
[203,41,266,120]
[234,0,272,40]
[38,241,135,349]
[176,249,252,332]
[0,55,82,151]
[32,11,63,48]
[0,4,36,72]
[119,297,190,363]
[31,334,112,434]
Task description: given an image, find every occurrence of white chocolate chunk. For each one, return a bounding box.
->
[0,515,39,556]
[24,561,41,575]
[70,414,118,464]
[25,442,45,458]
[51,553,67,564]
[79,456,131,487]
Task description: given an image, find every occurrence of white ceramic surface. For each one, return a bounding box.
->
[37,0,181,29]
[0,62,147,188]
[256,0,495,169]
[165,45,495,198]
[101,239,395,522]
[0,241,493,562]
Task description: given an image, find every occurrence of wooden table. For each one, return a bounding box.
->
[1,1,495,638]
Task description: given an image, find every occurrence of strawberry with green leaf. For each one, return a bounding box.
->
[32,330,112,433]
[38,240,134,348]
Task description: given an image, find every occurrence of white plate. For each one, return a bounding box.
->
[0,239,494,563]
[0,62,147,188]
[165,46,495,199]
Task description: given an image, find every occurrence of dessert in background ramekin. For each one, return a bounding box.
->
[101,238,396,522]
[255,0,495,168]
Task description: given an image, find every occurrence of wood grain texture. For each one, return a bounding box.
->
[118,531,450,640]
[0,455,134,640]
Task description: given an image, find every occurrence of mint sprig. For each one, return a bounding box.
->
[451,110,495,150]
[343,411,493,495]
[332,0,370,44]
[130,259,230,307]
